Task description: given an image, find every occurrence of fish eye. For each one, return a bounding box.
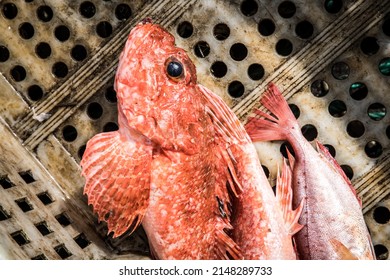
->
[166,60,184,79]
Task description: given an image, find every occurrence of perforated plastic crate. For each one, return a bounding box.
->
[0,0,389,260]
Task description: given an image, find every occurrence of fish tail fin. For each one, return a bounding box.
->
[245,83,299,142]
[276,159,304,236]
[80,131,152,238]
[329,239,359,260]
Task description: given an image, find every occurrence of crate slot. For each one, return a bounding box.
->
[31,254,47,260]
[54,244,72,259]
[10,230,30,246]
[35,221,52,236]
[18,170,35,184]
[55,212,71,227]
[15,198,34,212]
[0,175,14,189]
[0,204,11,220]
[37,192,54,205]
[74,233,91,249]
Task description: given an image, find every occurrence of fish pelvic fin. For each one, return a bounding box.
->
[329,239,359,260]
[245,83,299,142]
[80,131,152,238]
[276,159,304,236]
[316,141,362,207]
[216,224,243,260]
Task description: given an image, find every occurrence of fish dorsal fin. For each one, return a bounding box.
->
[199,84,247,197]
[276,159,304,236]
[316,141,362,207]
[199,84,250,144]
[329,239,359,260]
[81,131,152,238]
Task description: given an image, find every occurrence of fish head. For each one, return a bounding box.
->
[115,21,208,154]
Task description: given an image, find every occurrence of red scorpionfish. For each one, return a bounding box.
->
[80,20,302,260]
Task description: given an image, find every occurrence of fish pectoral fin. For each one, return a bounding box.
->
[329,239,359,260]
[276,159,304,236]
[316,141,362,207]
[80,131,152,238]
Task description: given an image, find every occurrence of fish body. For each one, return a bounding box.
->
[246,84,375,260]
[81,22,301,259]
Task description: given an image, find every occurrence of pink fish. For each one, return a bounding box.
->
[80,21,301,260]
[245,83,375,260]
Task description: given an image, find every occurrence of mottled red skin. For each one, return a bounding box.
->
[82,22,299,260]
[83,22,240,259]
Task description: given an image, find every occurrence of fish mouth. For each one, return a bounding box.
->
[141,17,153,24]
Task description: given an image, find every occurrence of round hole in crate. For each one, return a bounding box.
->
[71,44,87,61]
[103,122,119,132]
[96,21,113,38]
[247,63,264,80]
[262,165,270,178]
[230,43,248,61]
[301,124,318,141]
[2,3,18,19]
[35,42,51,59]
[194,41,210,58]
[367,103,386,121]
[87,102,103,120]
[27,85,44,101]
[340,165,354,180]
[213,23,230,40]
[19,22,34,39]
[365,140,383,158]
[360,36,379,56]
[276,39,293,56]
[280,141,295,158]
[346,120,365,138]
[332,61,349,80]
[0,46,10,62]
[78,145,86,159]
[278,1,296,18]
[328,100,347,117]
[379,57,390,76]
[258,19,276,36]
[373,206,390,224]
[105,86,117,103]
[79,1,96,18]
[55,25,70,42]
[177,21,193,38]
[311,80,329,97]
[228,81,245,98]
[374,244,389,260]
[324,0,343,14]
[324,144,336,157]
[11,65,26,82]
[210,61,227,78]
[295,20,314,39]
[383,16,390,36]
[37,5,53,22]
[52,62,68,78]
[349,82,368,100]
[289,104,300,119]
[115,3,132,20]
[240,0,258,17]
[387,125,390,139]
[62,125,78,142]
